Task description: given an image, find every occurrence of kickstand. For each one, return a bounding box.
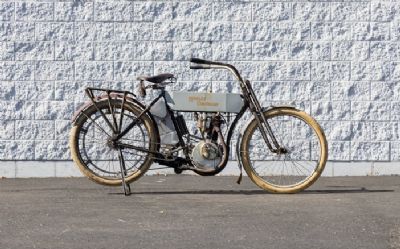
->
[118,149,131,196]
[122,180,131,196]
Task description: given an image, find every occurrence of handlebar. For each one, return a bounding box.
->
[189,64,211,70]
[189,58,244,82]
[190,58,226,66]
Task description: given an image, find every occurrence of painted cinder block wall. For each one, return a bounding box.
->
[0,0,399,177]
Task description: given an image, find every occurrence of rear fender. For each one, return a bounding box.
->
[71,93,146,125]
[72,93,161,152]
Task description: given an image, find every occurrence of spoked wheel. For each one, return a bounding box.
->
[69,99,158,186]
[240,107,327,193]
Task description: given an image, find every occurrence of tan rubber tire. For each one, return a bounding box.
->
[69,99,158,186]
[240,107,328,194]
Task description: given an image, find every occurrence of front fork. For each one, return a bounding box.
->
[243,80,284,153]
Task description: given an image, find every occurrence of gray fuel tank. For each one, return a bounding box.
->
[170,92,243,113]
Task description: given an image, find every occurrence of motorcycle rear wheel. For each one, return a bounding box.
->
[69,99,158,186]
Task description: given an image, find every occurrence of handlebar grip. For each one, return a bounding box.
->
[190,64,211,70]
[190,58,212,65]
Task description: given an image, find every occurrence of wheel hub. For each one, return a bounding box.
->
[272,147,288,154]
[106,138,119,150]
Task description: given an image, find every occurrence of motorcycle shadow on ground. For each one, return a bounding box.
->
[109,188,394,196]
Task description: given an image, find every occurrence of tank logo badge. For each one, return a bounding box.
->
[188,96,220,107]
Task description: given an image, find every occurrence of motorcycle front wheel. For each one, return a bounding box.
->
[239,107,328,194]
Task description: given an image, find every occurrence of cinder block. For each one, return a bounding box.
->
[94,1,133,22]
[55,120,71,140]
[233,22,271,41]
[331,41,369,61]
[329,121,352,141]
[55,2,93,21]
[114,61,153,81]
[114,23,152,41]
[173,42,212,61]
[291,41,330,61]
[0,42,14,60]
[134,2,172,22]
[0,2,14,21]
[55,41,94,61]
[75,22,114,41]
[213,2,251,22]
[270,22,310,41]
[55,81,91,101]
[212,42,252,61]
[15,2,53,21]
[13,22,35,41]
[35,140,69,160]
[371,2,397,22]
[311,101,351,121]
[193,22,232,41]
[173,2,212,22]
[15,120,55,141]
[252,2,291,21]
[0,82,14,100]
[331,2,370,22]
[75,61,113,81]
[371,122,393,141]
[0,141,35,160]
[351,121,371,141]
[35,101,74,120]
[351,101,391,121]
[252,81,291,102]
[15,42,53,61]
[0,120,14,140]
[252,41,290,60]
[331,81,370,101]
[352,22,390,41]
[328,141,351,161]
[35,61,73,81]
[0,61,34,81]
[0,23,12,41]
[390,142,400,160]
[154,61,190,81]
[293,2,330,21]
[154,22,192,41]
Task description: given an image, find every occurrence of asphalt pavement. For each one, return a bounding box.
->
[0,175,399,249]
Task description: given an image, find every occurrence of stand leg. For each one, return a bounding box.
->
[118,149,131,196]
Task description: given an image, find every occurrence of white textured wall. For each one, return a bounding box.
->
[0,0,399,165]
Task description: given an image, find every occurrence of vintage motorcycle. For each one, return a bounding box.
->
[69,58,327,195]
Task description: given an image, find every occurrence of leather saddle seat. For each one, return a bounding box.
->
[137,73,175,85]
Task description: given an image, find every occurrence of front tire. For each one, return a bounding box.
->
[240,107,328,193]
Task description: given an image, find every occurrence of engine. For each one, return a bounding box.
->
[191,113,226,171]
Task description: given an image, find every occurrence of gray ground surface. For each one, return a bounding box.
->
[0,176,399,249]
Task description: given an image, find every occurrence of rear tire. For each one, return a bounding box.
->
[69,99,158,186]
